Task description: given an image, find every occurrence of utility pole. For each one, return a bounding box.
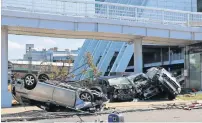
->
[28,47,32,73]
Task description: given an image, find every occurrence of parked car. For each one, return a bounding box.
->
[11,74,108,112]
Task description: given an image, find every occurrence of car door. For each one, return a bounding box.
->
[26,82,55,102]
[52,86,76,108]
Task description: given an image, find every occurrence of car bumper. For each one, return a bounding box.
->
[113,93,135,100]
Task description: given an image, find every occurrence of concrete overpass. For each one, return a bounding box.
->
[2,0,202,45]
[1,0,202,107]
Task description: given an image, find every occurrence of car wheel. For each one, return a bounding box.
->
[168,94,176,100]
[24,74,37,90]
[38,73,49,82]
[79,92,93,102]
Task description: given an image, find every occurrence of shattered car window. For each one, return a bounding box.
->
[108,77,132,86]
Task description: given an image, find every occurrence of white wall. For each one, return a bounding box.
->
[145,0,197,12]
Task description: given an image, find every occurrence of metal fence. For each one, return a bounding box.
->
[2,0,202,27]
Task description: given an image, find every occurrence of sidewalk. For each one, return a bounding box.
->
[106,100,201,109]
[2,100,202,115]
[1,106,42,115]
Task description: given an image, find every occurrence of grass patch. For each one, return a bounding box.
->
[176,94,202,101]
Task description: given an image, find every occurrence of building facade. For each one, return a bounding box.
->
[23,44,80,63]
[97,0,199,12]
[72,40,184,81]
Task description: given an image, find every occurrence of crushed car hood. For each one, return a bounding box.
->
[112,84,133,89]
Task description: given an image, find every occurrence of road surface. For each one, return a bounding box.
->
[37,109,202,122]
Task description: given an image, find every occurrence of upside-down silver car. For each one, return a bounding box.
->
[11,74,108,112]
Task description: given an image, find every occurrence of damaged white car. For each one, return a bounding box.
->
[127,67,181,100]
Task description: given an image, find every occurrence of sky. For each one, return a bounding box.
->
[8,34,85,60]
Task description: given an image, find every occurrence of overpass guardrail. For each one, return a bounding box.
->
[2,0,202,27]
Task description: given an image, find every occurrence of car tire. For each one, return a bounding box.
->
[168,94,176,100]
[24,74,37,90]
[38,73,49,82]
[79,91,94,102]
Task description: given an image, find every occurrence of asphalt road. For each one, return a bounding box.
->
[37,109,202,122]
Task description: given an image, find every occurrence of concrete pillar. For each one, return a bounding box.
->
[184,46,190,88]
[160,48,163,65]
[133,39,143,74]
[1,26,12,108]
[168,47,171,64]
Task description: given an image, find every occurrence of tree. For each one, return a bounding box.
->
[38,51,102,81]
[84,52,102,80]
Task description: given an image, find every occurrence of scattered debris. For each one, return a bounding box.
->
[184,102,202,110]
[151,102,202,110]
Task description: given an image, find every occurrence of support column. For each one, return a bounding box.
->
[184,46,189,88]
[168,46,171,64]
[1,26,12,108]
[160,48,163,65]
[133,39,143,74]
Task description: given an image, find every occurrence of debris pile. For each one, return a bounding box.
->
[184,102,202,110]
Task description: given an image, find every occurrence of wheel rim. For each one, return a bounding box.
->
[80,92,92,102]
[25,75,35,85]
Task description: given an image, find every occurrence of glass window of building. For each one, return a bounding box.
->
[189,53,201,89]
[197,0,202,12]
[185,43,202,90]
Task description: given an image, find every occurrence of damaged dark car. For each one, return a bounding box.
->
[98,76,136,101]
[69,76,136,102]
